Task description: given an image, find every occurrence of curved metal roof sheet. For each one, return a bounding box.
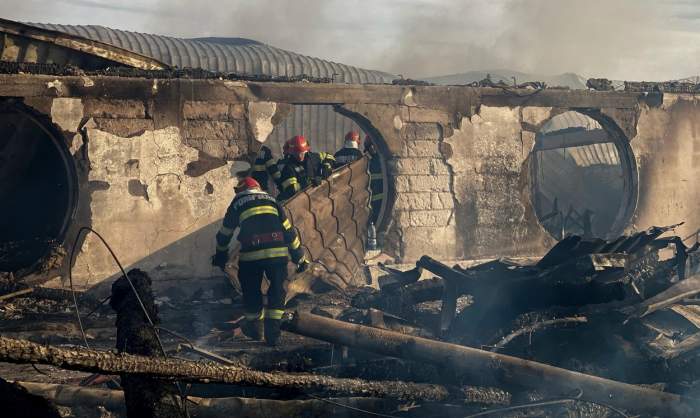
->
[27,23,395,84]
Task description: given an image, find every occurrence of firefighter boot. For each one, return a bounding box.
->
[240,319,263,341]
[264,318,281,346]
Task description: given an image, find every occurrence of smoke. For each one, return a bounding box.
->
[2,0,700,80]
[146,0,700,80]
[380,0,697,80]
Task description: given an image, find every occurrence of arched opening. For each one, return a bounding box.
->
[265,104,393,232]
[530,110,636,240]
[0,102,78,271]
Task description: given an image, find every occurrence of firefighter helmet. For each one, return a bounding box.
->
[288,135,311,161]
[344,131,361,145]
[282,140,290,156]
[235,176,261,193]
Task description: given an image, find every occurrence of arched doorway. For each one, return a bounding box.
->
[0,101,78,271]
[265,104,393,232]
[530,111,637,240]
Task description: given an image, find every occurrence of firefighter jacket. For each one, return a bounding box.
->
[278,152,335,200]
[333,145,363,168]
[216,189,305,264]
[251,146,281,191]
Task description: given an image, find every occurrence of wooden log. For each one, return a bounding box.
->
[285,311,695,417]
[16,381,395,418]
[0,335,455,402]
[0,287,33,301]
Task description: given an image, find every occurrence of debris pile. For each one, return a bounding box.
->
[1,225,700,417]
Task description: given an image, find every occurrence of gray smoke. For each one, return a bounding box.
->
[2,0,699,80]
[380,0,695,80]
[147,0,700,81]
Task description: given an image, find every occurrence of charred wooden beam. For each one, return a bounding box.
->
[285,312,695,417]
[416,256,474,283]
[351,277,444,314]
[625,274,700,319]
[377,264,422,290]
[16,381,396,418]
[0,335,459,402]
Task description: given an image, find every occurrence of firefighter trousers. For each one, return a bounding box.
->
[238,260,287,319]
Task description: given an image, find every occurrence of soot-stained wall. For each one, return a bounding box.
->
[1,75,696,289]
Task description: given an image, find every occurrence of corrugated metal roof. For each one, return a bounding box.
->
[27,23,395,84]
[540,111,602,134]
[21,22,391,156]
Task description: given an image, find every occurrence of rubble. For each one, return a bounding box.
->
[285,312,693,417]
[2,211,700,418]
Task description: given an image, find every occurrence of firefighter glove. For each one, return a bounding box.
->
[211,250,228,269]
[296,258,310,273]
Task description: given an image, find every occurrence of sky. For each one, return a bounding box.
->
[1,0,699,80]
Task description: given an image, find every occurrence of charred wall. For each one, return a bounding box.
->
[632,94,700,239]
[1,74,692,289]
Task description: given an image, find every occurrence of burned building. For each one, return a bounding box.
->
[2,16,700,418]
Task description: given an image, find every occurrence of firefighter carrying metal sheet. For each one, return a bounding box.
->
[333,131,364,167]
[212,177,309,346]
[278,135,335,200]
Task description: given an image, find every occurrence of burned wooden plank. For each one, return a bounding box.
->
[625,274,700,319]
[351,277,445,315]
[0,335,465,402]
[286,311,694,417]
[376,264,422,290]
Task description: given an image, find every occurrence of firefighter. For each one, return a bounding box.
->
[250,145,281,192]
[278,135,335,200]
[274,140,292,188]
[211,177,309,346]
[333,131,364,167]
[365,135,384,224]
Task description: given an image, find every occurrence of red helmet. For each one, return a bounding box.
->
[235,176,261,193]
[345,131,361,144]
[288,135,311,161]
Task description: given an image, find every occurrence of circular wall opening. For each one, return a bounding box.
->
[530,111,636,240]
[0,102,78,271]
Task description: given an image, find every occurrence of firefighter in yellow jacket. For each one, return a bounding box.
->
[277,135,335,200]
[212,177,309,345]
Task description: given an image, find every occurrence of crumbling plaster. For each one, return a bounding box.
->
[72,125,236,285]
[630,94,700,240]
[5,75,693,287]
